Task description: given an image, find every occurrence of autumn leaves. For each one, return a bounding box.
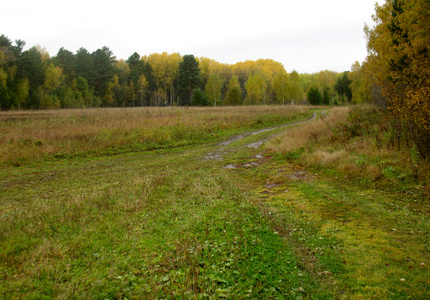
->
[364,0,430,158]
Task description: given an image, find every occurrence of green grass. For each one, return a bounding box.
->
[1,109,327,299]
[0,150,325,299]
[1,106,429,299]
[248,159,430,299]
[221,106,430,299]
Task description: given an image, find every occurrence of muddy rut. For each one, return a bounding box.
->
[202,112,317,161]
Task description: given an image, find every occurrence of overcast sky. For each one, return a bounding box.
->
[2,0,378,73]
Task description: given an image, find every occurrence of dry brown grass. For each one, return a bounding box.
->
[267,107,349,154]
[0,106,311,165]
[308,150,349,166]
[267,106,429,190]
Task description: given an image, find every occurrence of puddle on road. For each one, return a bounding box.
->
[224,164,238,169]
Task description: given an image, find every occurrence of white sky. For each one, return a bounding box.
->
[2,0,378,73]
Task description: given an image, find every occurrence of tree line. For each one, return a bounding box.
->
[0,35,354,110]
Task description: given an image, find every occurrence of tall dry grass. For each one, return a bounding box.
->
[0,106,312,165]
[267,106,430,190]
[266,107,349,154]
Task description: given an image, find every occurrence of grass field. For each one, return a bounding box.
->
[1,106,429,299]
[0,106,311,166]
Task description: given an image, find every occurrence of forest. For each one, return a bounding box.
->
[0,36,355,110]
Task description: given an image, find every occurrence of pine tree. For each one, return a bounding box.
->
[307,86,322,105]
[191,88,209,106]
[335,72,352,102]
[177,54,200,105]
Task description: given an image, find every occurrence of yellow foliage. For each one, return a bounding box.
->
[41,63,64,93]
[364,0,430,157]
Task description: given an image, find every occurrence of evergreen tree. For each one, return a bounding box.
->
[142,62,156,106]
[13,39,25,57]
[16,47,46,108]
[75,48,95,87]
[335,72,352,102]
[91,47,116,99]
[191,88,209,106]
[127,52,145,86]
[177,54,200,105]
[52,47,76,82]
[323,87,330,105]
[307,86,322,105]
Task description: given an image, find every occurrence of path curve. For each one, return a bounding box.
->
[202,112,317,161]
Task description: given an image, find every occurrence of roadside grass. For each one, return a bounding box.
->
[220,105,430,298]
[266,106,429,192]
[0,106,313,166]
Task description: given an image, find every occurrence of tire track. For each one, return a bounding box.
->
[202,112,317,161]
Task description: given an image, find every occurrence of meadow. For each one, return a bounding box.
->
[0,106,311,166]
[1,105,429,299]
